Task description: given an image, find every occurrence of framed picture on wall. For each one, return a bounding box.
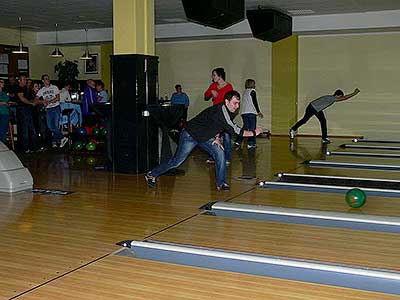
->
[84,53,98,74]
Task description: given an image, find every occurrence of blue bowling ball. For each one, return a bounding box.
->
[77,127,87,136]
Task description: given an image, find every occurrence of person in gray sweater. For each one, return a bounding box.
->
[290,88,360,143]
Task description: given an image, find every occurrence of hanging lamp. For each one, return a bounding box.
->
[12,17,28,54]
[50,23,64,57]
[79,28,91,60]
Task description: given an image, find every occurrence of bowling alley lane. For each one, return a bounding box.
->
[336,148,400,154]
[228,188,400,217]
[150,214,400,273]
[340,143,400,150]
[292,164,400,180]
[322,155,400,165]
[327,148,400,158]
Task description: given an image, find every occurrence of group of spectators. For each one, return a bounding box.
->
[2,73,108,153]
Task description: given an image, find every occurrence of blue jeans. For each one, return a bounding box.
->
[0,114,9,144]
[208,131,231,162]
[222,132,232,161]
[46,106,63,143]
[151,129,227,186]
[236,114,257,146]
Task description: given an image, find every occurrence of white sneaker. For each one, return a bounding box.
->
[206,158,215,164]
[289,129,295,139]
[52,143,58,148]
[60,137,69,148]
[322,138,331,144]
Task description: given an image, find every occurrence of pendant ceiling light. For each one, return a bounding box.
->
[12,17,28,54]
[79,28,91,60]
[50,23,64,58]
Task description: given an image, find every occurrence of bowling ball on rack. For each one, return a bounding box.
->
[345,188,367,208]
[100,127,108,136]
[73,155,83,164]
[86,157,97,165]
[76,127,87,136]
[92,127,101,135]
[85,126,93,135]
[73,141,85,151]
[86,141,97,151]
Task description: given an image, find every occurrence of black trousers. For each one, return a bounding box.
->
[291,104,327,139]
[16,106,37,151]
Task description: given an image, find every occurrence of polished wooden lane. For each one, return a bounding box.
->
[293,165,400,180]
[2,136,395,299]
[16,256,400,300]
[330,148,400,154]
[230,188,400,216]
[343,142,400,147]
[152,214,400,272]
[323,155,400,165]
[1,149,256,299]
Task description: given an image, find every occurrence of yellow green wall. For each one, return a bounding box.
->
[0,27,110,88]
[271,35,298,134]
[0,27,36,78]
[101,43,113,94]
[156,38,272,129]
[0,27,35,46]
[113,0,154,55]
[298,33,400,139]
[31,45,103,81]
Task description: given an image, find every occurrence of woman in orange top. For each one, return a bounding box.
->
[204,67,233,164]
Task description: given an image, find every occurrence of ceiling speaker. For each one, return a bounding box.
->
[247,9,292,42]
[182,0,245,30]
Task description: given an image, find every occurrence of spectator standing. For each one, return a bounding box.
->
[171,84,189,107]
[96,80,108,103]
[36,74,68,148]
[31,82,48,150]
[82,79,97,117]
[171,84,189,121]
[16,75,37,153]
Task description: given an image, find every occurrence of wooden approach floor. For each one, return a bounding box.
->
[1,137,400,299]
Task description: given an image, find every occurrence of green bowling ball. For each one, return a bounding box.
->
[74,141,85,151]
[92,127,101,135]
[345,188,366,208]
[86,141,97,151]
[100,127,108,136]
